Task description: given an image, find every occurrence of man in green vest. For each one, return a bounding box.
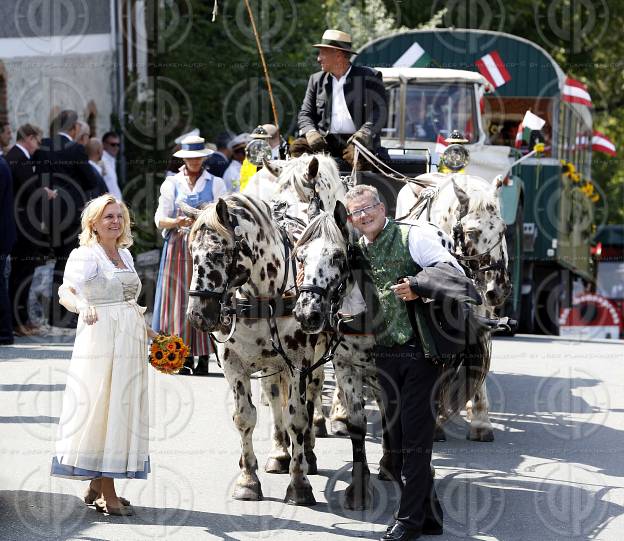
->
[346,184,465,541]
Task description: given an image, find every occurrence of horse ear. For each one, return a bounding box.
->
[334,201,350,240]
[178,201,201,219]
[263,158,283,178]
[215,198,230,226]
[306,156,319,180]
[452,178,470,218]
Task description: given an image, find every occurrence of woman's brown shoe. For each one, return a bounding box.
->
[94,497,134,516]
[85,487,130,507]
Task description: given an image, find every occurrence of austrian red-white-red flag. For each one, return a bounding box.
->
[563,77,592,107]
[435,134,448,155]
[475,51,511,88]
[592,131,616,156]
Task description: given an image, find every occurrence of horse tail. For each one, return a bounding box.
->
[436,328,491,417]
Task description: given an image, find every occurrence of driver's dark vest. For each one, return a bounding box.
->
[360,220,436,353]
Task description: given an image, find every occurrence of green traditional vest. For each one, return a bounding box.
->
[360,220,440,357]
[360,220,418,347]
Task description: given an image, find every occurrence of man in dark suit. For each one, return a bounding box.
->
[0,155,16,344]
[6,123,49,335]
[37,110,103,327]
[297,29,388,161]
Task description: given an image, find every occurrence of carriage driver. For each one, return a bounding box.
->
[296,29,389,164]
[345,184,467,541]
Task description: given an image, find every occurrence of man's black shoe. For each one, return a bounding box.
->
[422,520,443,535]
[381,521,420,541]
[194,355,209,376]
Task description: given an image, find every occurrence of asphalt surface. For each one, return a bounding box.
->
[1,331,623,541]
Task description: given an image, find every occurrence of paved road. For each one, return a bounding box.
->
[1,332,623,540]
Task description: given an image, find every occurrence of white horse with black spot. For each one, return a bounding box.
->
[396,173,511,441]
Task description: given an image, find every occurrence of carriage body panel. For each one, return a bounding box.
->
[355,28,596,334]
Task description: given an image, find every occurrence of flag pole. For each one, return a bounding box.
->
[243,0,280,130]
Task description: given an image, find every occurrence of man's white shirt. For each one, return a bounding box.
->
[330,66,357,134]
[102,150,122,200]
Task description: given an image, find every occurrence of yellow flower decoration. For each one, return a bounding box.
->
[533,142,545,154]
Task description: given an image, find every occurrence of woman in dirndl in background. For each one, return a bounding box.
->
[152,135,227,375]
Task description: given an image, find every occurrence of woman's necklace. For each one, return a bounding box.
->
[102,246,123,268]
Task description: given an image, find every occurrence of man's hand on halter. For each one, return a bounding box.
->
[391,277,419,302]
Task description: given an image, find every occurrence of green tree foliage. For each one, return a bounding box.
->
[381,0,623,224]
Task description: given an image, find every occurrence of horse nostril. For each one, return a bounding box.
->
[308,312,323,328]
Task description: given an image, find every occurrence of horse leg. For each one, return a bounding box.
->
[284,377,316,506]
[375,387,394,481]
[466,379,494,442]
[304,365,324,474]
[334,358,371,510]
[223,358,262,500]
[261,373,291,474]
[312,364,328,438]
[329,385,350,436]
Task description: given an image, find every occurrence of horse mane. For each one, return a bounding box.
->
[190,193,275,242]
[294,211,347,256]
[457,176,500,214]
[278,154,343,203]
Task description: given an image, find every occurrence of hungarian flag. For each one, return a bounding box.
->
[563,77,592,107]
[435,134,448,154]
[475,51,511,88]
[393,42,431,68]
[592,131,616,156]
[514,111,546,148]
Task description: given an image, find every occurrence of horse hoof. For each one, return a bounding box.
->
[331,419,349,437]
[284,482,316,506]
[306,455,318,475]
[433,425,447,442]
[467,426,495,442]
[314,419,329,438]
[344,484,372,510]
[232,483,263,501]
[265,456,290,474]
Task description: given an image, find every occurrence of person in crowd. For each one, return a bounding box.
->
[51,194,156,515]
[262,124,282,159]
[38,109,104,328]
[0,122,12,156]
[205,131,232,177]
[296,29,388,164]
[344,184,469,541]
[153,135,227,376]
[222,133,250,192]
[5,123,47,336]
[86,137,112,196]
[0,154,16,345]
[75,120,91,146]
[101,131,122,200]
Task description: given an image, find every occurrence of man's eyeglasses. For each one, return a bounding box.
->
[108,142,120,147]
[347,202,381,219]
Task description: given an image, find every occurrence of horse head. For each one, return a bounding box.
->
[270,154,346,221]
[452,177,511,308]
[187,194,277,332]
[293,201,352,333]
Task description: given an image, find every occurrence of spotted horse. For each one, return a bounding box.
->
[186,193,374,508]
[400,173,511,441]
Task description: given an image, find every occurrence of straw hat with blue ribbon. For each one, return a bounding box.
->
[173,135,214,158]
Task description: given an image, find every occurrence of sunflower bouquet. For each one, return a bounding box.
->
[149,334,189,374]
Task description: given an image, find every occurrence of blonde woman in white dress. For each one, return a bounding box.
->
[51,194,157,516]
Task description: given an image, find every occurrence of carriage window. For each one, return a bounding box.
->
[392,82,477,143]
[383,83,400,139]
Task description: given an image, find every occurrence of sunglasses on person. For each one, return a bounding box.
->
[108,142,120,147]
[347,202,381,219]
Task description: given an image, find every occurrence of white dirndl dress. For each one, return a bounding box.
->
[51,244,150,479]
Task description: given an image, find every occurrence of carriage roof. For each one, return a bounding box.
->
[376,67,487,85]
[355,29,566,98]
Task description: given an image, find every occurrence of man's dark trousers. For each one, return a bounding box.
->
[374,340,443,531]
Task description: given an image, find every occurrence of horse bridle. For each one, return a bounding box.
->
[188,213,250,336]
[452,218,506,275]
[297,244,355,332]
